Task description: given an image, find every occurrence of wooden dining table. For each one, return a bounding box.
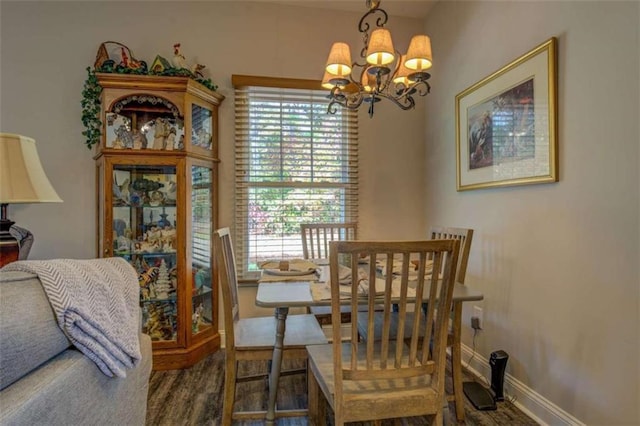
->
[255,264,484,425]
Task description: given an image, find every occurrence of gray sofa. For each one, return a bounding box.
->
[0,270,153,426]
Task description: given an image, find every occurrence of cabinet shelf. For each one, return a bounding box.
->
[117,251,178,257]
[141,295,177,304]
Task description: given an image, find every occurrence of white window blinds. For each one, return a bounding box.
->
[234,78,358,280]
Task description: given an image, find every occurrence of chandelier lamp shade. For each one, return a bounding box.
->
[0,133,62,267]
[323,0,433,117]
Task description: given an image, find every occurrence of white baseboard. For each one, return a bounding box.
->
[460,343,585,426]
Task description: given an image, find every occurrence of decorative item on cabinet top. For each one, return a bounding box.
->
[82,41,222,151]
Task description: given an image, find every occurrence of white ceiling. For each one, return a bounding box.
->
[270,0,437,19]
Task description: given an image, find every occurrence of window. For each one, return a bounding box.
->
[233,76,358,280]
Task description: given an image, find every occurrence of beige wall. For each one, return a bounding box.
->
[423,1,639,425]
[3,1,638,424]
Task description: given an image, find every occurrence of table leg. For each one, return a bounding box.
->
[452,301,465,421]
[266,306,289,425]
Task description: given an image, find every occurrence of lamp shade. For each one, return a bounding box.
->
[322,71,350,89]
[393,54,411,85]
[322,71,336,89]
[361,70,377,92]
[405,35,433,71]
[366,28,395,66]
[0,133,62,204]
[325,42,352,77]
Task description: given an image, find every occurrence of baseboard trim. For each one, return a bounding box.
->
[460,343,585,426]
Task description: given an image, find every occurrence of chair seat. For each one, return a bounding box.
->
[235,314,327,350]
[307,342,440,421]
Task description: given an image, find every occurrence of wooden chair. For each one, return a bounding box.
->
[306,239,460,425]
[429,226,473,285]
[356,226,474,421]
[214,227,327,423]
[300,223,357,260]
[301,223,358,331]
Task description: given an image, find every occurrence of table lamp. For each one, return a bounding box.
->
[0,133,62,267]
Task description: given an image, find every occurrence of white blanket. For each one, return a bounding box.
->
[2,258,141,378]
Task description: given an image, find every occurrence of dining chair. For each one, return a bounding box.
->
[306,239,460,425]
[214,227,327,423]
[300,222,357,260]
[356,226,474,421]
[301,223,358,335]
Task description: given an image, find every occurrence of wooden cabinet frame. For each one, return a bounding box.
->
[94,74,224,370]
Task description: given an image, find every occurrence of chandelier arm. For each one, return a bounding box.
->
[327,88,365,114]
[350,61,369,86]
[410,80,431,97]
[379,92,416,110]
[388,77,430,100]
[343,93,365,110]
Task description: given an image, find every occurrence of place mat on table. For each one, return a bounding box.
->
[310,277,416,301]
[378,259,435,278]
[258,258,320,282]
[258,259,318,272]
[259,271,319,282]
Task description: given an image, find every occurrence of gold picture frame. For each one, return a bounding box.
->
[456,37,558,191]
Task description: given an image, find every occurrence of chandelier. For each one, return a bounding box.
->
[322,0,433,117]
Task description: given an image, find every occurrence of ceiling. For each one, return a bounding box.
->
[270,0,438,19]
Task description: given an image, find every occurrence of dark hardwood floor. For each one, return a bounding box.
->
[147,350,538,425]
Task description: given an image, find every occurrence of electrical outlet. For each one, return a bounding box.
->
[472,306,483,329]
[471,316,481,330]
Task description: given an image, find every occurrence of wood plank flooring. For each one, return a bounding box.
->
[147,350,538,425]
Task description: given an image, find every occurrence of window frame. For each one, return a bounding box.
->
[232,75,359,282]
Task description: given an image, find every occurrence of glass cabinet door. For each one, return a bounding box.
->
[190,165,214,336]
[112,164,178,343]
[191,104,213,151]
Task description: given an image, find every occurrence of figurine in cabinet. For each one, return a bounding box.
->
[154,260,172,299]
[152,117,168,150]
[164,181,177,203]
[132,130,147,150]
[166,128,176,151]
[113,125,133,149]
[149,190,165,206]
[113,177,131,205]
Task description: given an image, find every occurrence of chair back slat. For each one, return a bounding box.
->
[301,223,357,260]
[328,239,459,396]
[429,226,473,284]
[214,227,240,351]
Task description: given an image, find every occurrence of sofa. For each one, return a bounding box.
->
[0,270,153,426]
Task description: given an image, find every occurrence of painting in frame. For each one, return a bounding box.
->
[456,37,558,191]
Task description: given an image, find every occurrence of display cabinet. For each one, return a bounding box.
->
[94,74,224,370]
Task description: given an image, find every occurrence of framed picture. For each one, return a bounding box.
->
[456,37,558,191]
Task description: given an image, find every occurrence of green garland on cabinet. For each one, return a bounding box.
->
[80,67,218,150]
[81,67,102,150]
